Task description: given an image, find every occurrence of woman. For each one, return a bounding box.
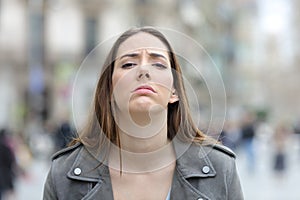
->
[43,27,243,200]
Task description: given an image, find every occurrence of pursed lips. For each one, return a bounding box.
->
[132,85,156,93]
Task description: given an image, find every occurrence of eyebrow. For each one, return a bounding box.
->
[148,52,168,61]
[120,53,139,60]
[119,52,168,61]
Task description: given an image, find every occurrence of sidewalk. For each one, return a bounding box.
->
[15,159,50,200]
[236,134,300,200]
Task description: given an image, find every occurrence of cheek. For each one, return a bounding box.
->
[112,70,135,104]
[112,70,135,86]
[112,70,132,90]
[152,71,174,92]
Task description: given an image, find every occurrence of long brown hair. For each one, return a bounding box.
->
[74,27,210,154]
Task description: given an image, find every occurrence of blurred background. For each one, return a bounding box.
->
[0,0,300,199]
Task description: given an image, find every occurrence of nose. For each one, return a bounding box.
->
[136,65,151,81]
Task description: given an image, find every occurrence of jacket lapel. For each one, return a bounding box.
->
[171,169,211,200]
[171,140,216,200]
[66,146,114,200]
[81,171,114,200]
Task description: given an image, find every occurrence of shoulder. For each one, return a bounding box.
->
[198,143,236,161]
[51,142,83,161]
[48,142,84,182]
[174,139,236,160]
[199,143,237,175]
[211,143,236,158]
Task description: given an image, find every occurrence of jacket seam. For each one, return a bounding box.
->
[175,167,210,199]
[227,157,235,200]
[51,160,58,199]
[51,142,82,160]
[81,180,104,200]
[199,146,217,175]
[66,146,102,182]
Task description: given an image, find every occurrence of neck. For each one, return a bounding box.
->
[109,109,176,172]
[115,108,168,152]
[119,123,168,153]
[109,132,175,172]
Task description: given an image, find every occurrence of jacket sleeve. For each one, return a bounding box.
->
[43,165,58,200]
[227,157,244,200]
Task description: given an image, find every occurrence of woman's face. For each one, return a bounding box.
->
[112,32,178,116]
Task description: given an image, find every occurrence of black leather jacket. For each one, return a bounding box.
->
[43,142,243,200]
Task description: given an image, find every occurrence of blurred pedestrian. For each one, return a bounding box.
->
[272,123,289,175]
[240,111,257,173]
[293,118,300,160]
[220,120,241,151]
[294,119,300,134]
[53,120,76,151]
[0,129,16,200]
[43,27,243,199]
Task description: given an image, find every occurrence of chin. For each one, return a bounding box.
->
[129,105,152,114]
[130,103,166,114]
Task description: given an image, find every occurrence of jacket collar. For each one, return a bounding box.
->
[173,137,216,178]
[67,146,109,182]
[67,139,216,182]
[170,139,216,200]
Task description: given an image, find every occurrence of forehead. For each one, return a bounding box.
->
[116,32,169,57]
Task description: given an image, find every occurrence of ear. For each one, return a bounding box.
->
[169,90,179,104]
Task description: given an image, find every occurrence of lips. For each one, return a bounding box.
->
[133,85,156,93]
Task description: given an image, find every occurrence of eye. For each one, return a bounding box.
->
[121,63,136,69]
[152,63,167,69]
